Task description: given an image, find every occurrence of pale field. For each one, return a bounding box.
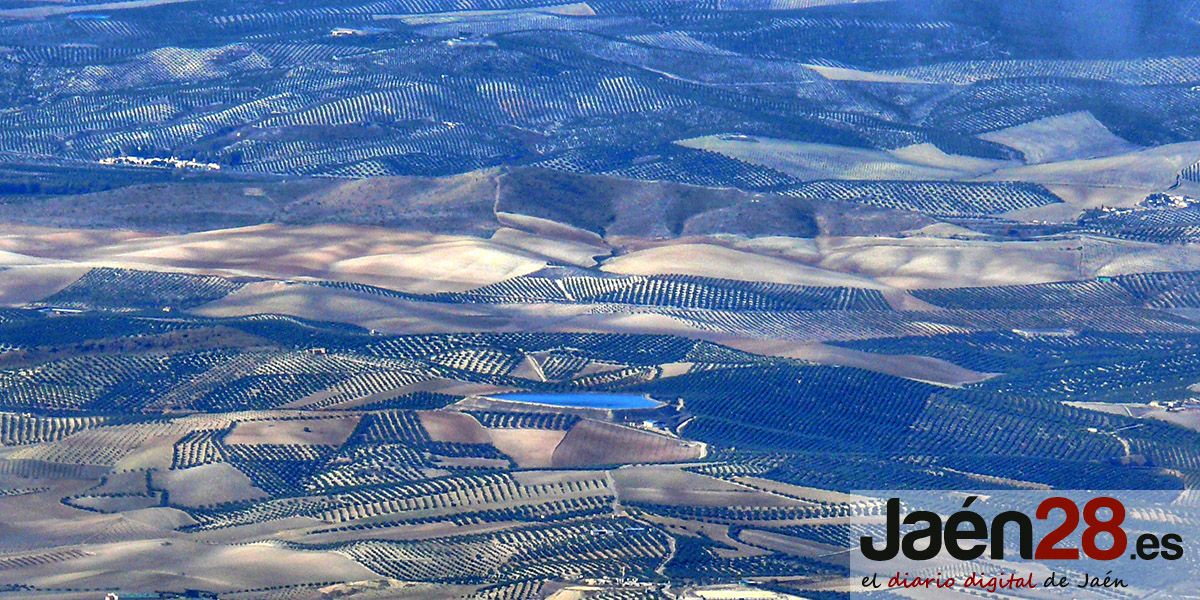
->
[727,235,823,261]
[814,235,1086,288]
[0,265,90,305]
[0,478,152,551]
[382,1,596,23]
[979,110,1140,164]
[303,580,477,600]
[888,143,1014,174]
[417,408,701,468]
[737,528,843,559]
[0,223,564,293]
[224,416,360,446]
[714,338,995,387]
[417,409,491,443]
[496,211,607,246]
[683,584,809,600]
[720,0,889,11]
[0,538,376,591]
[803,63,928,83]
[900,222,990,238]
[600,242,890,288]
[612,464,804,507]
[602,234,1162,290]
[1065,401,1200,432]
[486,428,568,468]
[151,463,268,507]
[550,419,704,467]
[196,279,573,334]
[1003,183,1151,221]
[676,135,1003,181]
[656,361,692,378]
[508,354,545,381]
[0,0,195,19]
[1090,240,1200,276]
[490,226,610,266]
[731,476,877,503]
[979,141,1200,190]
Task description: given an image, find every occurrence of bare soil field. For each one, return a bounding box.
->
[1066,402,1200,432]
[737,528,843,559]
[613,465,802,507]
[980,141,1200,190]
[417,410,491,444]
[224,416,360,446]
[487,428,569,468]
[0,539,376,592]
[677,135,1007,181]
[815,235,1085,288]
[551,420,704,467]
[601,243,888,289]
[151,463,268,507]
[716,338,995,387]
[979,111,1141,164]
[0,224,553,293]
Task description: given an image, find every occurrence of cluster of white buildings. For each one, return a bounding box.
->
[98,156,221,171]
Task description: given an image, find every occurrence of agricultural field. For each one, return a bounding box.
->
[1,0,1200,599]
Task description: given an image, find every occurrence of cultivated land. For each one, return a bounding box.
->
[1,0,1200,599]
